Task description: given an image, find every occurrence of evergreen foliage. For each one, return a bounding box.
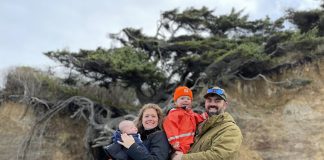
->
[3,67,139,111]
[45,5,324,105]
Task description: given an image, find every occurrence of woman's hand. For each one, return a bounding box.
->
[117,133,135,149]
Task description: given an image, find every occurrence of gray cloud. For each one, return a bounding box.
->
[0,0,321,71]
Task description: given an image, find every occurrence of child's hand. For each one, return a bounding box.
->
[172,141,180,150]
[202,111,209,119]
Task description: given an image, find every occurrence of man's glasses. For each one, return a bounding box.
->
[207,88,224,95]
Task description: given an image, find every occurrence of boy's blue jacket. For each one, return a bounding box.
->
[112,130,143,144]
[103,130,146,160]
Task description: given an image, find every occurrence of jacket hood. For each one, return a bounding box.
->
[202,112,236,132]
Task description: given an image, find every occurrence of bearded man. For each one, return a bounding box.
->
[171,86,243,160]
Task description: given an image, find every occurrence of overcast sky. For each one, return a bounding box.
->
[0,0,321,73]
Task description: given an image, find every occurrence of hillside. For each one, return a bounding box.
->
[1,56,324,160]
[0,102,87,160]
[228,57,324,160]
[2,4,324,160]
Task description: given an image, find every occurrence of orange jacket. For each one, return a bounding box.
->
[163,108,208,153]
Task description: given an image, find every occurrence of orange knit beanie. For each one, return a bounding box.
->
[173,86,193,101]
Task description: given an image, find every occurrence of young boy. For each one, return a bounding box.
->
[163,86,208,154]
[103,120,146,160]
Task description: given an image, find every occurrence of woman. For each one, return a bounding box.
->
[118,103,170,160]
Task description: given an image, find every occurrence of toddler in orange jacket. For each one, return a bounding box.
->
[163,86,208,154]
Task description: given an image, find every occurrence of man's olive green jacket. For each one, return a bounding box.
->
[182,112,243,160]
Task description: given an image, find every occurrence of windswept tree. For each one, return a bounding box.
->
[286,0,324,36]
[45,6,322,105]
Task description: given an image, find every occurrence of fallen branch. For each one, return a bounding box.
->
[239,73,291,84]
[17,96,114,160]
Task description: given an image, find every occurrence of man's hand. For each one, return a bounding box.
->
[171,151,183,160]
[117,133,135,149]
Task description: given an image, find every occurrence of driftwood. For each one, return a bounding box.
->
[14,95,133,160]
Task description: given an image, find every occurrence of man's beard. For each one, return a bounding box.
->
[207,107,224,116]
